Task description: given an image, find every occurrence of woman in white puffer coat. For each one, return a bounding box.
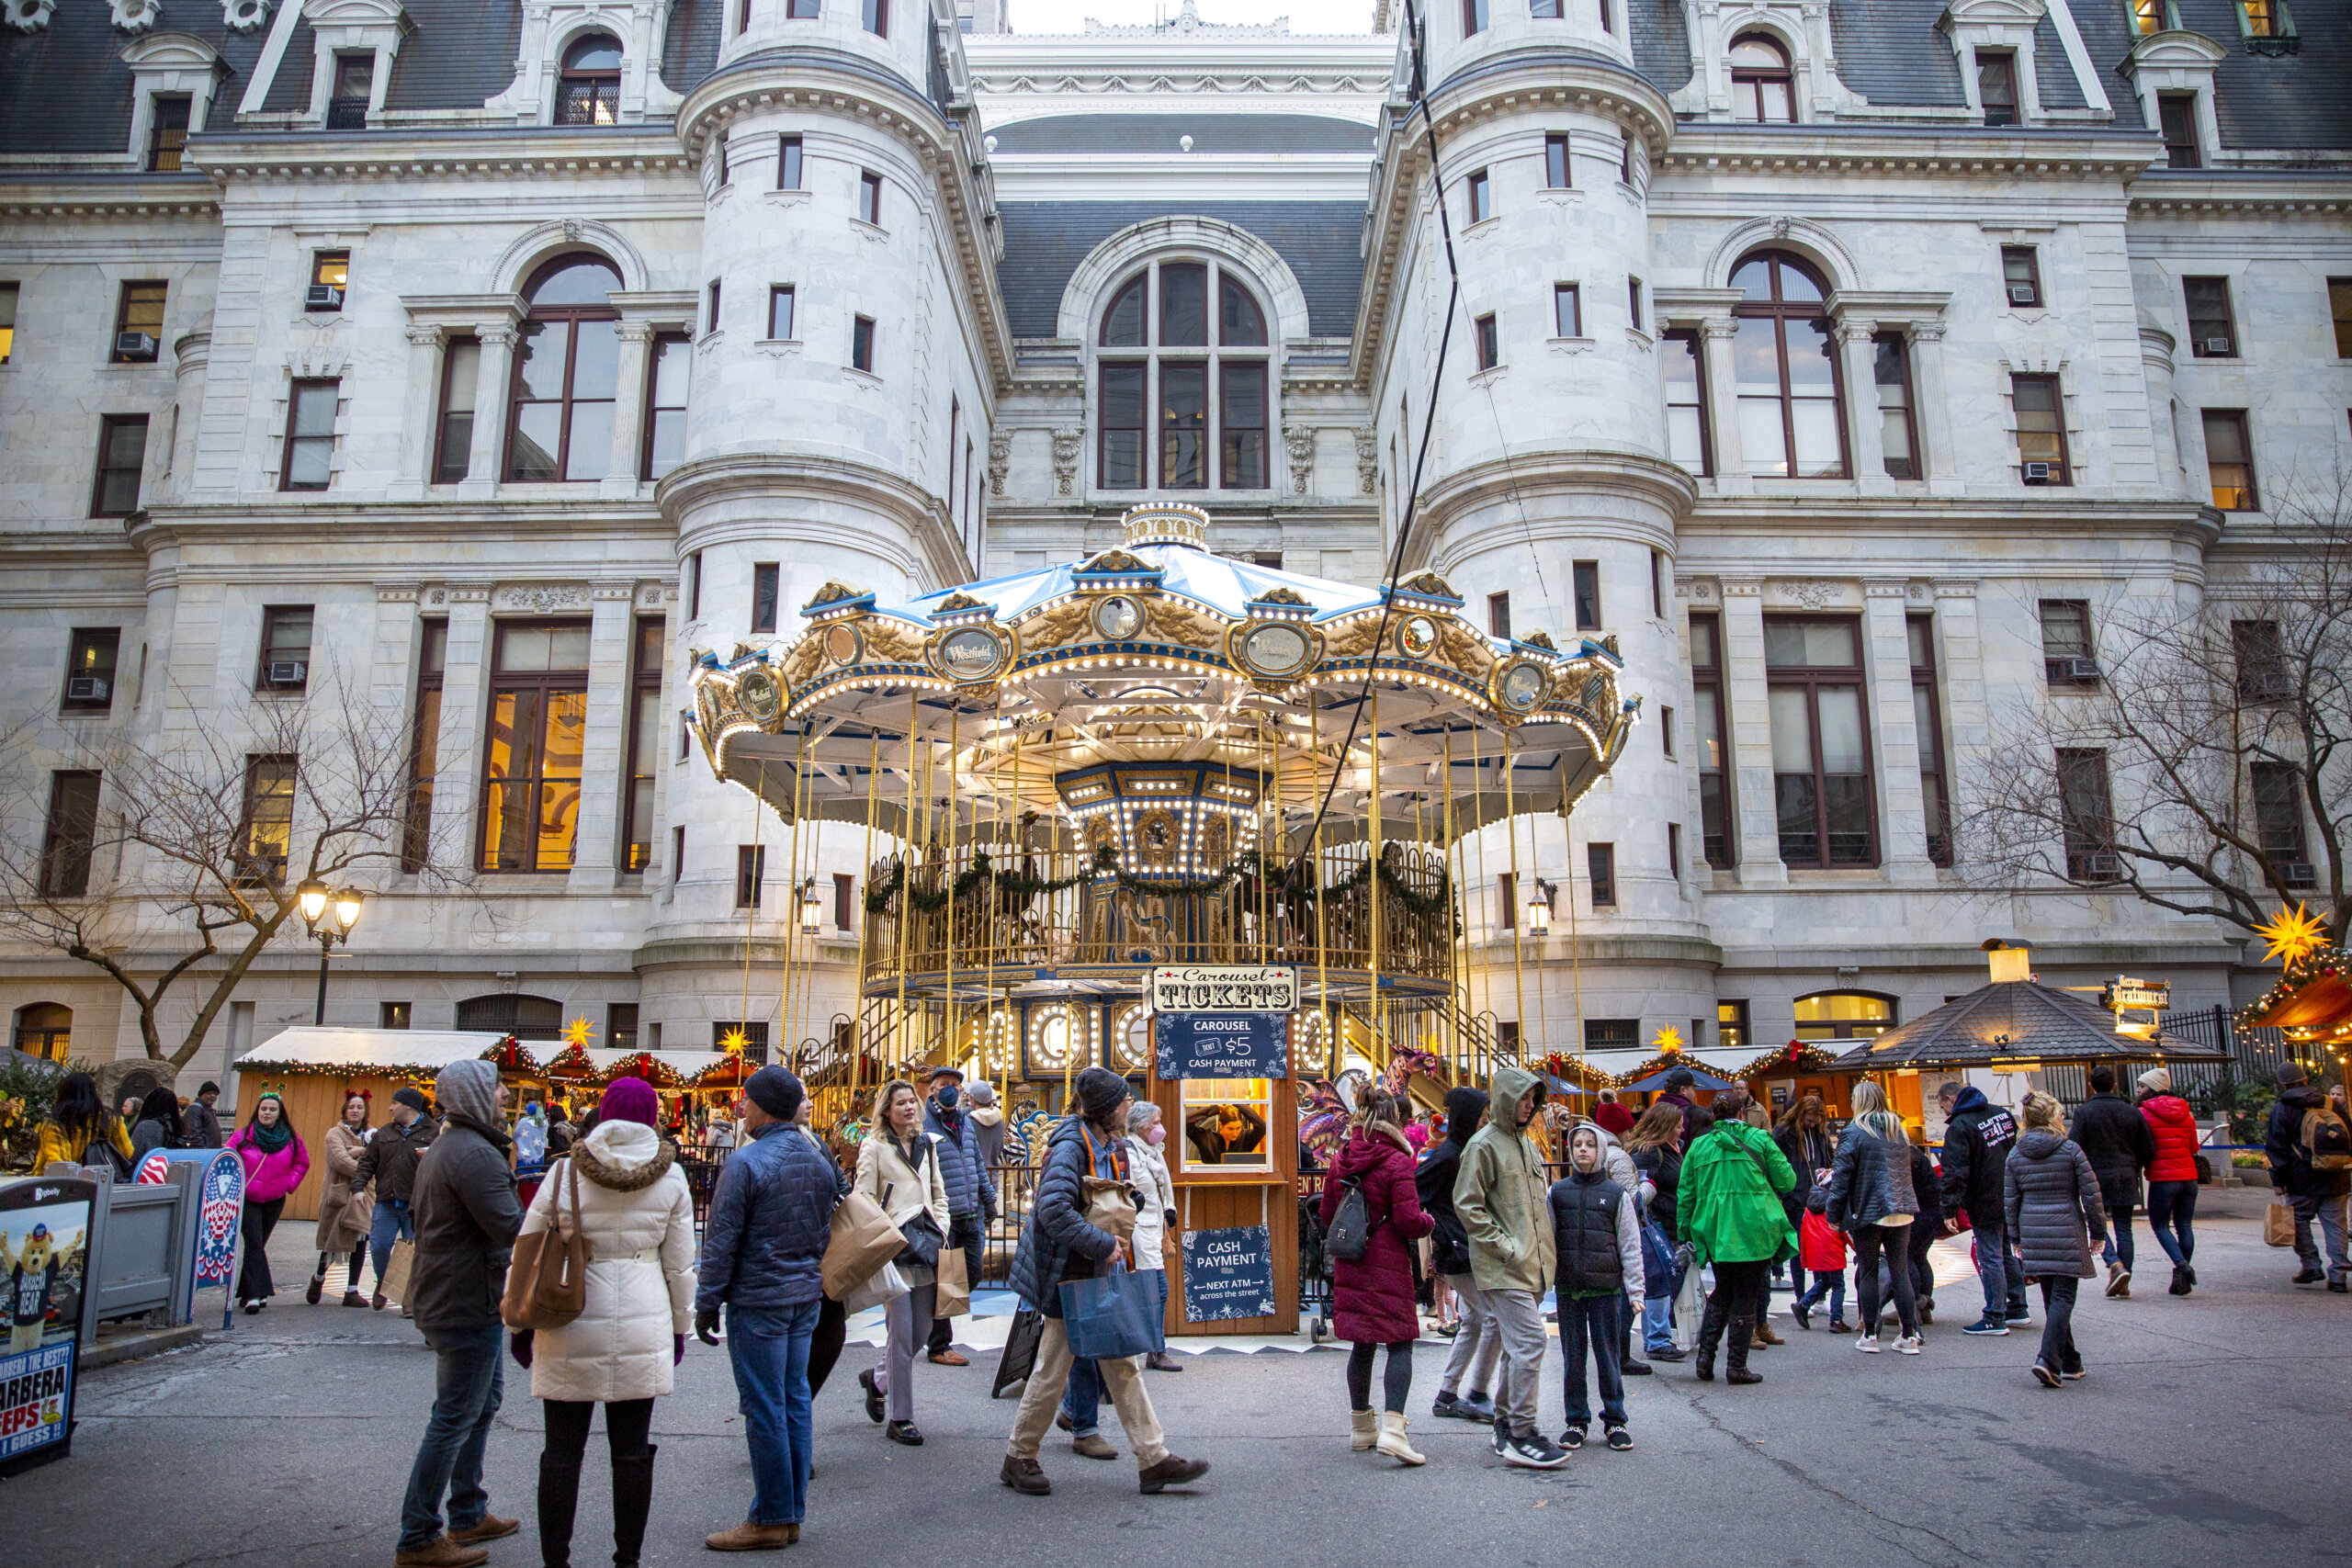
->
[509,1077,695,1568]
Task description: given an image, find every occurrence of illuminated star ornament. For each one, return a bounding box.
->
[562,1016,596,1048]
[2255,903,2329,969]
[1653,1025,1683,1055]
[719,1027,750,1056]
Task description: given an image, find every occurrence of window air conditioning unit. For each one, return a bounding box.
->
[115,331,158,359]
[2022,461,2054,481]
[2277,860,2316,885]
[266,660,309,686]
[2202,336,2233,355]
[2007,285,2038,305]
[305,284,345,310]
[2084,851,2120,877]
[65,676,110,702]
[2048,656,2101,682]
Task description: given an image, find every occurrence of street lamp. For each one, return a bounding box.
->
[1525,879,1554,935]
[298,881,364,1025]
[797,877,823,936]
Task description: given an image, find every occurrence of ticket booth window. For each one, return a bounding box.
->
[1179,1077,1272,1173]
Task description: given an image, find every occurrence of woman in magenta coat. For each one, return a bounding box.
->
[1318,1085,1436,1465]
[227,1091,311,1314]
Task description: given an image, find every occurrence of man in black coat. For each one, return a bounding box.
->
[395,1059,522,1568]
[2267,1064,2350,1288]
[2070,1066,2156,1298]
[1938,1081,2028,1334]
[1419,1087,1498,1419]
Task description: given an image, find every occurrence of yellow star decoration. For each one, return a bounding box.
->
[719,1027,750,1056]
[1654,1025,1684,1055]
[562,1016,596,1049]
[2255,903,2330,969]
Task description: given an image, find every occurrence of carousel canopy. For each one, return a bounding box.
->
[686,504,1638,860]
[1830,980,2232,1071]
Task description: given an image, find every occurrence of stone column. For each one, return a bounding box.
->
[605,321,654,500]
[2140,321,2182,497]
[459,321,517,501]
[1907,321,1962,497]
[1718,576,1784,886]
[1699,317,1747,495]
[430,588,493,874]
[164,329,210,504]
[1865,580,1935,884]
[389,325,444,502]
[1839,320,1889,492]
[1931,580,1986,875]
[568,583,639,894]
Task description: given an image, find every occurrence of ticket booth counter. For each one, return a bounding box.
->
[1149,1062,1300,1337]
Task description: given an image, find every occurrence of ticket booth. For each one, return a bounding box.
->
[1148,999,1300,1337]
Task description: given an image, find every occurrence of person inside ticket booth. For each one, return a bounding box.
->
[1183,1099,1268,1167]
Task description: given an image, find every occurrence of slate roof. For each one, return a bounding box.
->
[1828,980,2232,1070]
[0,6,268,154]
[997,199,1365,338]
[987,113,1376,153]
[384,0,526,109]
[1826,0,1965,107]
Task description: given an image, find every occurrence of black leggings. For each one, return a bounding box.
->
[237,1197,283,1301]
[807,1295,848,1396]
[544,1396,654,1462]
[1852,1223,1919,1338]
[317,1247,366,1286]
[1346,1339,1415,1414]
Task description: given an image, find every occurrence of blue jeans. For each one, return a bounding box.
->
[2098,1204,2135,1271]
[1798,1267,1846,1321]
[368,1198,413,1288]
[1971,1219,2028,1319]
[2146,1179,2198,1265]
[1560,1293,1624,1429]
[1638,1223,1680,1352]
[399,1325,504,1551]
[727,1302,820,1528]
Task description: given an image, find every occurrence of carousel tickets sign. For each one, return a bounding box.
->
[1180,1225,1278,1322]
[1151,965,1296,1014]
[1155,1012,1288,1080]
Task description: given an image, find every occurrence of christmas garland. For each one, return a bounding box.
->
[2235,943,2350,1040]
[865,843,1457,923]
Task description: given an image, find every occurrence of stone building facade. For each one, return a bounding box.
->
[1,0,2344,1084]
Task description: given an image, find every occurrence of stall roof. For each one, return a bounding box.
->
[1830,980,2232,1071]
[239,1027,516,1075]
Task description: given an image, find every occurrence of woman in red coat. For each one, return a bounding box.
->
[2137,1068,2203,1295]
[1319,1086,1436,1465]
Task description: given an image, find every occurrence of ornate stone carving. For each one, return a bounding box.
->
[1779,578,1845,609]
[1051,427,1080,497]
[1353,425,1376,494]
[109,0,162,31]
[494,583,591,614]
[1283,423,1314,495]
[988,430,1010,497]
[3,0,55,32]
[221,0,266,29]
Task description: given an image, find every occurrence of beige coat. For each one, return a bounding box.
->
[518,1121,697,1404]
[854,1128,950,1287]
[1128,1137,1176,1270]
[312,1122,376,1253]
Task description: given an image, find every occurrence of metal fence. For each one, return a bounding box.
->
[2161,1003,2295,1081]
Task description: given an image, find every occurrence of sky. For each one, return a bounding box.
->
[1005,0,1378,34]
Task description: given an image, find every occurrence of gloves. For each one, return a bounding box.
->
[509,1329,534,1369]
[695,1307,722,1346]
[1164,1209,1180,1231]
[673,1334,687,1366]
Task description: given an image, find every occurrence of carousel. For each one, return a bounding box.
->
[686,504,1640,1335]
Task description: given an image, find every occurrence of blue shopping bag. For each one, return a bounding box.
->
[1058,1267,1167,1359]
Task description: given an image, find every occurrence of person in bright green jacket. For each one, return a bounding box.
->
[1675,1089,1797,1387]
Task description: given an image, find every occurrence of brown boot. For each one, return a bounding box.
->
[1754,1319,1785,1347]
[703,1520,797,1551]
[392,1538,490,1568]
[1137,1454,1210,1494]
[1001,1455,1051,1495]
[447,1516,519,1544]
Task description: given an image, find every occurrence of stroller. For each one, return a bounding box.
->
[1298,1190,1336,1342]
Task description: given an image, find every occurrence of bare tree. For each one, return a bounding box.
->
[1957,479,2351,945]
[0,677,473,1067]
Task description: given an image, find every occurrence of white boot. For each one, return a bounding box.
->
[1375,1412,1426,1466]
[1351,1408,1377,1450]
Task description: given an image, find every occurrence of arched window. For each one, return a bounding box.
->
[11,1002,70,1062]
[507,254,623,482]
[1792,991,1896,1042]
[1096,260,1271,492]
[455,993,566,1040]
[556,34,623,126]
[1730,249,1848,479]
[1729,33,1794,122]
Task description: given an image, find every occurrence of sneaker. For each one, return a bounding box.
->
[2105,1263,2130,1299]
[1855,1334,1882,1353]
[2005,1309,2033,1327]
[1604,1426,1633,1451]
[2061,1363,2086,1380]
[1790,1300,1813,1330]
[1558,1425,1586,1450]
[1894,1334,1923,1355]
[1645,1347,1687,1362]
[2031,1360,2061,1389]
[1962,1317,2010,1337]
[1498,1429,1570,1470]
[1826,1318,1852,1334]
[2293,1269,2327,1284]
[1455,1392,1497,1421]
[2330,1280,2349,1294]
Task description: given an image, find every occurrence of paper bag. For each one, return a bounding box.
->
[823,1189,907,1300]
[381,1238,415,1304]
[2265,1197,2297,1248]
[1082,1176,1137,1242]
[934,1244,971,1320]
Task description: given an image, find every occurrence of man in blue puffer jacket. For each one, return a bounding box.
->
[924,1065,1000,1365]
[695,1066,840,1551]
[1001,1066,1209,1499]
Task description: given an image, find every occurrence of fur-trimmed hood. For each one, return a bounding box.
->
[571,1119,677,1191]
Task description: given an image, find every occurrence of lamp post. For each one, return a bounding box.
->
[297,878,365,1026]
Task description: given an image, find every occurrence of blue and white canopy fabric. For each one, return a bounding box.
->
[689,504,1638,844]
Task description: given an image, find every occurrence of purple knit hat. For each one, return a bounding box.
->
[599,1077,661,1128]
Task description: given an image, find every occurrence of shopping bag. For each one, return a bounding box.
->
[1058,1269,1165,1359]
[934,1244,971,1320]
[381,1238,414,1304]
[822,1189,907,1300]
[2264,1197,2297,1248]
[1670,1256,1702,1354]
[1081,1177,1137,1243]
[992,1308,1044,1398]
[842,1260,910,1314]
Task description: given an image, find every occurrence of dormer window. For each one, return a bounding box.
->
[146,94,190,171]
[2126,0,2176,35]
[556,34,622,126]
[1728,35,1793,123]
[1094,260,1271,492]
[1977,50,2019,126]
[2236,0,2297,53]
[327,52,372,129]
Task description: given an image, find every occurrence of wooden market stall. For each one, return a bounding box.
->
[2238,910,2352,1087]
[1735,1041,1868,1120]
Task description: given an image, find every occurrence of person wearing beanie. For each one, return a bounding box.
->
[1002,1066,1209,1498]
[356,1085,440,1314]
[2136,1067,2202,1294]
[2069,1066,2156,1299]
[2263,1061,2349,1291]
[695,1064,842,1551]
[183,1080,225,1149]
[1595,1098,1635,1139]
[510,1074,694,1568]
[398,1059,521,1567]
[1419,1086,1499,1420]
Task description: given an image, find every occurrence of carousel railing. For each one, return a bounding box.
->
[860,840,1457,986]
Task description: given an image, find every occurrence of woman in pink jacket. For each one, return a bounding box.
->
[228,1091,311,1314]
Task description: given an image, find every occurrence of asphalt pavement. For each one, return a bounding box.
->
[11,1186,2344,1568]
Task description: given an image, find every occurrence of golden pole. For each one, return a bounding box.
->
[894,689,918,1074]
[741,760,764,1040]
[1005,714,1022,1106]
[779,723,809,1060]
[1505,725,1525,1064]
[1443,728,1460,1085]
[851,729,878,1117]
[1565,805,1585,1072]
[1468,720,1487,1073]
[945,699,960,1073]
[1312,693,1330,1077]
[1369,683,1383,1059]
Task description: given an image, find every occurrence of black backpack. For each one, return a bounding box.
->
[1325,1177,1373,1263]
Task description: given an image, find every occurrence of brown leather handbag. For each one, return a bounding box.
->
[501,1157,590,1330]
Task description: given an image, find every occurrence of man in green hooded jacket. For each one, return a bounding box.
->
[1453,1065,1567,1468]
[1675,1087,1797,1385]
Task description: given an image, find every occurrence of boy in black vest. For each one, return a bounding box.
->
[1548,1124,1646,1452]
